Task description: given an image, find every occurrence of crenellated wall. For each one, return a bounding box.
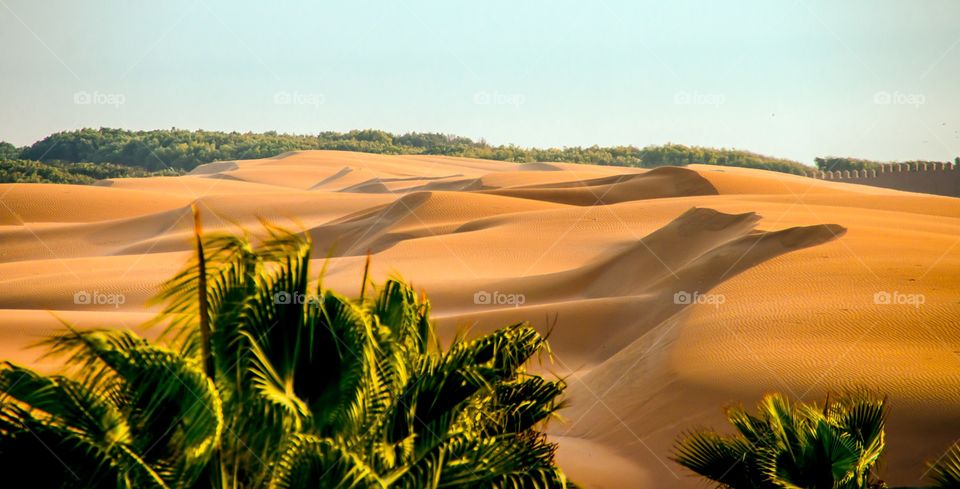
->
[816,162,960,198]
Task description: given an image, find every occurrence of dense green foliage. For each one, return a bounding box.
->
[673,392,888,488]
[11,129,960,183]
[0,227,568,488]
[815,157,885,172]
[674,392,960,488]
[0,142,19,159]
[15,127,817,175]
[0,158,183,184]
[0,159,96,184]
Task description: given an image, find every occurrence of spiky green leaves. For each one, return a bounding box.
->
[0,328,223,489]
[929,443,960,488]
[50,329,223,486]
[673,391,887,489]
[0,229,568,488]
[270,435,384,489]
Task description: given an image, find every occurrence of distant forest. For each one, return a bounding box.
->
[1,128,955,184]
[0,158,183,185]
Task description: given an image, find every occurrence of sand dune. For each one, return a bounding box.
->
[1,150,957,488]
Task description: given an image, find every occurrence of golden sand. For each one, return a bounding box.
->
[1,151,957,487]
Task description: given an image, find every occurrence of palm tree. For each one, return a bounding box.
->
[0,224,568,488]
[0,330,220,488]
[928,443,960,488]
[672,391,887,489]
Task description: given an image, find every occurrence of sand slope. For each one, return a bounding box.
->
[1,151,958,488]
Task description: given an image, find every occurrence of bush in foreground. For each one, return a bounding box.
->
[674,392,960,489]
[673,391,887,488]
[0,220,568,488]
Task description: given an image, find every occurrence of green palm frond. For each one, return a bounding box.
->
[767,419,861,489]
[0,226,569,488]
[673,391,887,489]
[831,391,886,474]
[0,362,131,446]
[929,443,960,488]
[152,233,259,350]
[243,328,311,425]
[726,405,776,448]
[0,415,147,489]
[269,435,384,489]
[673,430,760,488]
[301,292,378,436]
[372,278,433,355]
[0,363,169,489]
[488,377,566,434]
[46,328,223,487]
[404,433,565,489]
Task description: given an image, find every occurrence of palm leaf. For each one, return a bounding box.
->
[673,430,758,488]
[269,434,384,489]
[0,362,131,447]
[675,391,887,489]
[46,329,223,487]
[486,376,566,434]
[1,226,569,488]
[929,443,960,488]
[0,364,168,488]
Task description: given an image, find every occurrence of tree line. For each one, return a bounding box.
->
[4,128,958,184]
[4,127,816,180]
[0,158,183,184]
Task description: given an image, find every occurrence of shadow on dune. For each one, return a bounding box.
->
[431,207,845,366]
[305,166,723,257]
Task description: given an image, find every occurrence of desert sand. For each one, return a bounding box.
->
[0,150,957,487]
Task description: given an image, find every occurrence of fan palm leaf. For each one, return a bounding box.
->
[673,391,887,489]
[929,443,960,488]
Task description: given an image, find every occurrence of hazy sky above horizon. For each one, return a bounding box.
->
[1,0,958,165]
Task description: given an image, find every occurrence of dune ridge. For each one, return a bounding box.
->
[0,150,957,488]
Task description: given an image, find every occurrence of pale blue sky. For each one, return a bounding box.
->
[1,0,958,165]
